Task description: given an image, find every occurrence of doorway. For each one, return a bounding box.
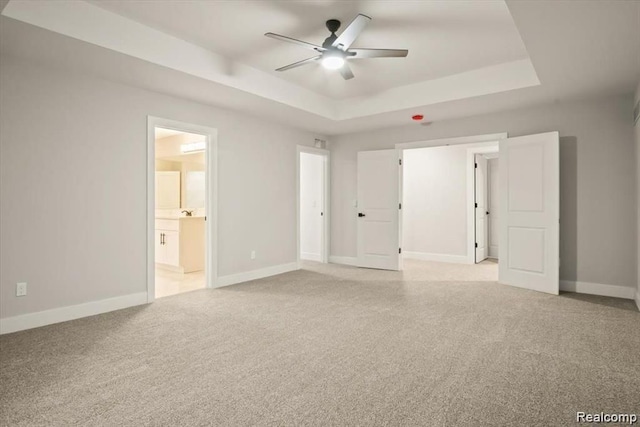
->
[147,117,218,302]
[297,146,329,265]
[356,131,560,295]
[474,150,499,263]
[400,141,498,267]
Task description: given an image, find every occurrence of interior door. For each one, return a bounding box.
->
[475,155,488,263]
[488,158,500,258]
[357,149,401,270]
[499,132,559,295]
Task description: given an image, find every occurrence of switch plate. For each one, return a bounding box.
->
[251,250,256,260]
[16,282,27,297]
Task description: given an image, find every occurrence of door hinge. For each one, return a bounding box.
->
[475,162,478,168]
[399,158,402,166]
[399,248,402,254]
[475,202,478,208]
[475,242,478,248]
[399,203,402,209]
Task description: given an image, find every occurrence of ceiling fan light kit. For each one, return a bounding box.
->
[322,54,345,70]
[265,13,409,80]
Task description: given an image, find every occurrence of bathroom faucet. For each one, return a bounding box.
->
[181,210,193,217]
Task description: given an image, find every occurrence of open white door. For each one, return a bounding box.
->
[499,132,559,295]
[357,149,401,270]
[475,155,488,263]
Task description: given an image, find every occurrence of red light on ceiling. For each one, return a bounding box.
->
[412,114,424,121]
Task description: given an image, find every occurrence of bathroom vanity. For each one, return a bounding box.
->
[155,216,205,273]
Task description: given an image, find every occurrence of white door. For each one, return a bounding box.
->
[499,132,559,295]
[488,158,500,258]
[357,149,401,270]
[300,152,324,262]
[475,155,488,263]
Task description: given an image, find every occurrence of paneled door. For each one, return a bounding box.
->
[356,149,402,270]
[499,132,559,295]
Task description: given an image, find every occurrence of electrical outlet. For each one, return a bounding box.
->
[16,282,27,297]
[251,250,256,260]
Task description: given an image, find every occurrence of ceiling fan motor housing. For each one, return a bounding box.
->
[323,19,341,49]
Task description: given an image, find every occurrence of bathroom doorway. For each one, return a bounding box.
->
[147,117,217,301]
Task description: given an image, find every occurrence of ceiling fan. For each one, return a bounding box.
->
[265,14,408,80]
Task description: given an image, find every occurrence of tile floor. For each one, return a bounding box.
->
[155,268,205,298]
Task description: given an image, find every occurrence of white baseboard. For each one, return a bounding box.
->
[0,292,148,335]
[328,256,358,266]
[635,290,640,311]
[560,280,635,300]
[215,262,299,288]
[403,251,470,264]
[301,252,322,262]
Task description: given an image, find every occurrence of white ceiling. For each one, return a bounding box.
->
[1,0,638,135]
[88,0,530,100]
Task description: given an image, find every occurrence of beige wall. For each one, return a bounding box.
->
[635,81,640,303]
[155,159,180,172]
[0,56,325,319]
[331,94,637,292]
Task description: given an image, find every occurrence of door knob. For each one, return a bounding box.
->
[358,213,366,217]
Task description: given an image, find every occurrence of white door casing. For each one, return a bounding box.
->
[499,132,559,295]
[475,155,488,263]
[147,116,218,303]
[357,149,402,270]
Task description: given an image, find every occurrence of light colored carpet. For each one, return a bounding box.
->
[1,260,638,426]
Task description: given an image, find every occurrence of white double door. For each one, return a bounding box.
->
[356,131,559,295]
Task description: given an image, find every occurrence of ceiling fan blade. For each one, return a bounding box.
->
[349,48,409,58]
[275,56,320,72]
[265,33,324,51]
[332,13,371,50]
[339,63,355,80]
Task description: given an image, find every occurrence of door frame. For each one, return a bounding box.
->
[147,116,218,303]
[396,133,506,266]
[296,145,330,266]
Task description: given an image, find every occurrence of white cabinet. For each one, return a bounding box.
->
[155,171,180,209]
[155,218,205,273]
[156,229,180,267]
